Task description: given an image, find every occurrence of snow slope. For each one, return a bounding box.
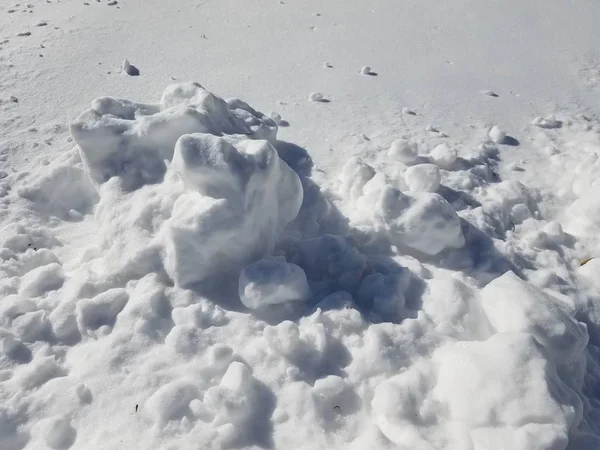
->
[2,1,600,449]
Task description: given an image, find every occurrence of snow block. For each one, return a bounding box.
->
[163,134,302,287]
[480,271,588,364]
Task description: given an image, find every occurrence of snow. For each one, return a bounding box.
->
[2,0,600,449]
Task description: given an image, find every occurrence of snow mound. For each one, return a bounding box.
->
[164,134,302,287]
[69,83,302,289]
[70,82,277,190]
[238,258,311,309]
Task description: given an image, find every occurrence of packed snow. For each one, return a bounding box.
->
[2,0,600,449]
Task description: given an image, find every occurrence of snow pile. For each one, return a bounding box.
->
[69,82,302,287]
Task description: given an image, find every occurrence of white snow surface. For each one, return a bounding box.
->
[2,1,600,449]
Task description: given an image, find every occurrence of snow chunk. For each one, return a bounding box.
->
[434,333,581,432]
[404,164,441,192]
[18,263,64,298]
[239,258,310,309]
[17,165,99,218]
[480,271,588,364]
[163,134,302,287]
[70,83,275,190]
[356,187,464,255]
[122,59,140,76]
[488,125,506,144]
[204,361,258,427]
[388,139,419,165]
[145,379,199,425]
[532,114,561,129]
[263,321,301,358]
[12,310,50,342]
[339,156,376,201]
[76,288,129,332]
[360,66,372,75]
[20,356,66,389]
[308,92,324,102]
[429,143,457,169]
[43,417,77,449]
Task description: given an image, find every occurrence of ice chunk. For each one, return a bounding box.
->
[163,134,302,287]
[480,271,588,364]
[404,164,441,192]
[145,379,199,424]
[388,139,419,165]
[357,187,464,255]
[17,165,99,218]
[18,263,64,298]
[76,288,129,332]
[43,416,77,449]
[429,143,457,170]
[488,125,506,144]
[239,259,310,309]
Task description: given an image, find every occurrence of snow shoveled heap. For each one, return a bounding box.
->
[0,82,600,449]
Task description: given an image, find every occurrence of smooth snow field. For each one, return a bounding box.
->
[2,1,600,449]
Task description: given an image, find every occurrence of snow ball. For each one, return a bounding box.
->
[401,107,416,115]
[145,380,199,424]
[429,143,457,170]
[323,62,332,68]
[308,92,324,102]
[239,259,310,309]
[165,135,302,287]
[510,203,531,223]
[18,262,64,298]
[75,384,93,404]
[488,125,506,144]
[76,288,129,332]
[43,416,76,449]
[404,164,441,192]
[480,271,588,364]
[388,139,419,165]
[360,66,372,75]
